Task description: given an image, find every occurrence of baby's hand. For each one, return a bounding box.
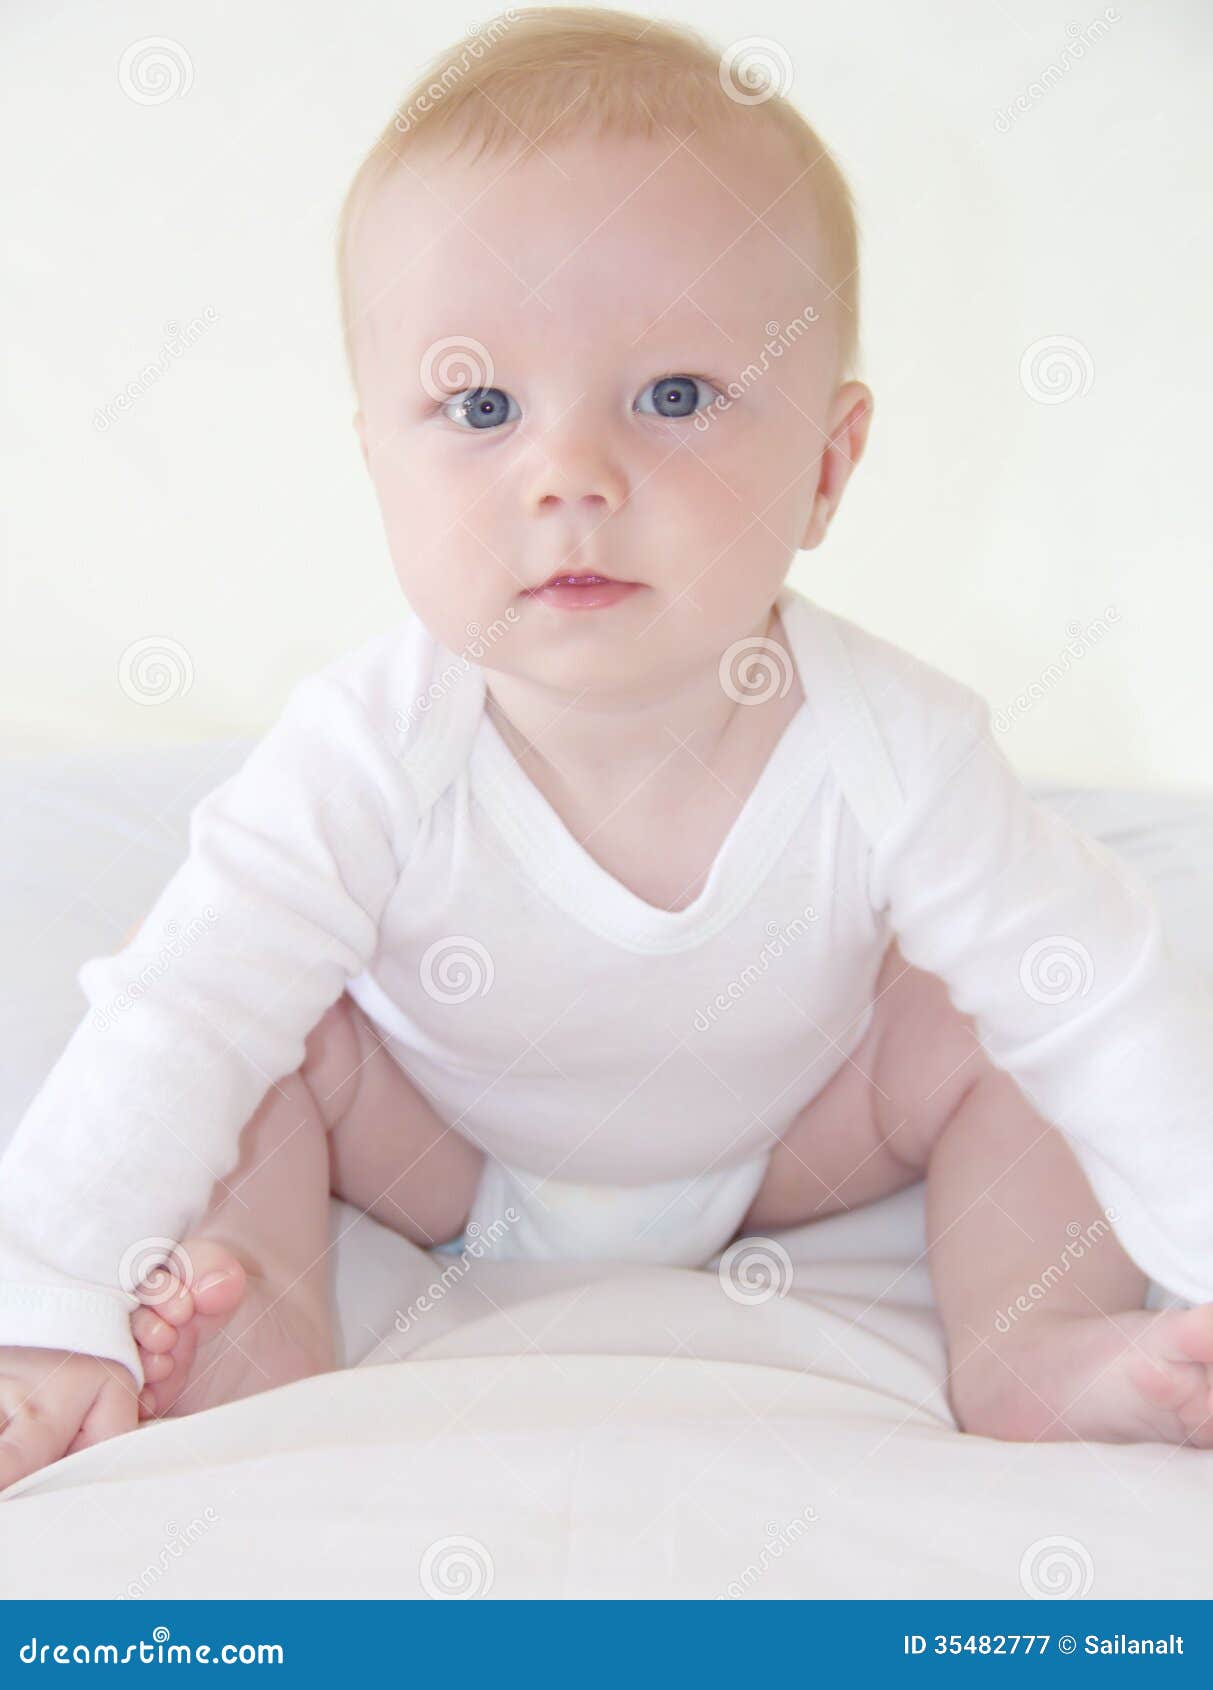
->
[0,1344,137,1492]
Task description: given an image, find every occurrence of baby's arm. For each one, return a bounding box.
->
[0,667,418,1400]
[869,690,1213,1304]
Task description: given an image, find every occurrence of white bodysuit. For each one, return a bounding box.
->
[2,581,1212,1386]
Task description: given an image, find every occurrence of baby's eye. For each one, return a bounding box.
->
[635,375,717,420]
[442,387,519,431]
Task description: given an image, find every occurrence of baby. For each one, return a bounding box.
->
[3,6,1213,1490]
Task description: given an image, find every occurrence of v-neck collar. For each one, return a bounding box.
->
[462,584,832,954]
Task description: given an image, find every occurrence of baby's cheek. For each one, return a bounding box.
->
[372,457,451,560]
[734,430,822,546]
[679,453,794,572]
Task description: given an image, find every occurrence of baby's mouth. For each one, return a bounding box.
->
[520,572,644,609]
[527,572,624,592]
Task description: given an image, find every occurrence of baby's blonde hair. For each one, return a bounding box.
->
[336,6,860,393]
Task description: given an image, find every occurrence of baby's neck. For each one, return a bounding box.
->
[483,601,788,801]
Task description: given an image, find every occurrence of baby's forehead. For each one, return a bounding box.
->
[348,131,835,357]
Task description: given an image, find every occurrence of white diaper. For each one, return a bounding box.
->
[453,1151,772,1267]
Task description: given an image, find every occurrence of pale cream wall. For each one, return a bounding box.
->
[3,0,1210,789]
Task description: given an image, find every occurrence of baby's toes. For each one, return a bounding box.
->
[1126,1354,1180,1407]
[1171,1304,1213,1369]
[131,1240,247,1422]
[1169,1397,1213,1449]
[131,1302,190,1419]
[187,1244,247,1322]
[1173,1374,1213,1448]
[1127,1354,1213,1445]
[134,1272,195,1330]
[131,1305,180,1355]
[136,1330,197,1421]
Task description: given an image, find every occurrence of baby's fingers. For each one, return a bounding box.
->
[64,1373,137,1457]
[0,1389,76,1493]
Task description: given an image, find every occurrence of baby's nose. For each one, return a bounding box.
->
[525,441,626,515]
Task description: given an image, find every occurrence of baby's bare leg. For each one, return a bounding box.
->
[320,996,484,1246]
[742,941,1213,1445]
[133,994,484,1417]
[743,939,982,1230]
[925,1076,1213,1446]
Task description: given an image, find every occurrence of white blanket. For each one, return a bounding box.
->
[2,745,1212,1598]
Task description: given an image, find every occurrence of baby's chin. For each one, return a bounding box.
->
[403,578,651,651]
[399,572,774,687]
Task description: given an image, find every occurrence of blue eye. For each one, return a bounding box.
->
[440,375,718,429]
[442,387,519,430]
[635,375,716,419]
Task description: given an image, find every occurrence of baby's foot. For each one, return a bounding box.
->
[950,1304,1213,1447]
[132,1237,332,1421]
[953,1304,1213,1446]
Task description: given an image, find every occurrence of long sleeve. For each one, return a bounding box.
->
[867,692,1213,1305]
[0,670,419,1384]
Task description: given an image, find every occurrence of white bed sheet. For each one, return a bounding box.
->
[1,742,1212,1598]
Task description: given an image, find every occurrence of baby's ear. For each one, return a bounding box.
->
[800,382,873,550]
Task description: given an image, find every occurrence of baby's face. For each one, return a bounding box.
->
[349,128,868,700]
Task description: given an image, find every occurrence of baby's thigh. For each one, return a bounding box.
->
[306,994,484,1247]
[743,940,991,1229]
[867,940,996,1165]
